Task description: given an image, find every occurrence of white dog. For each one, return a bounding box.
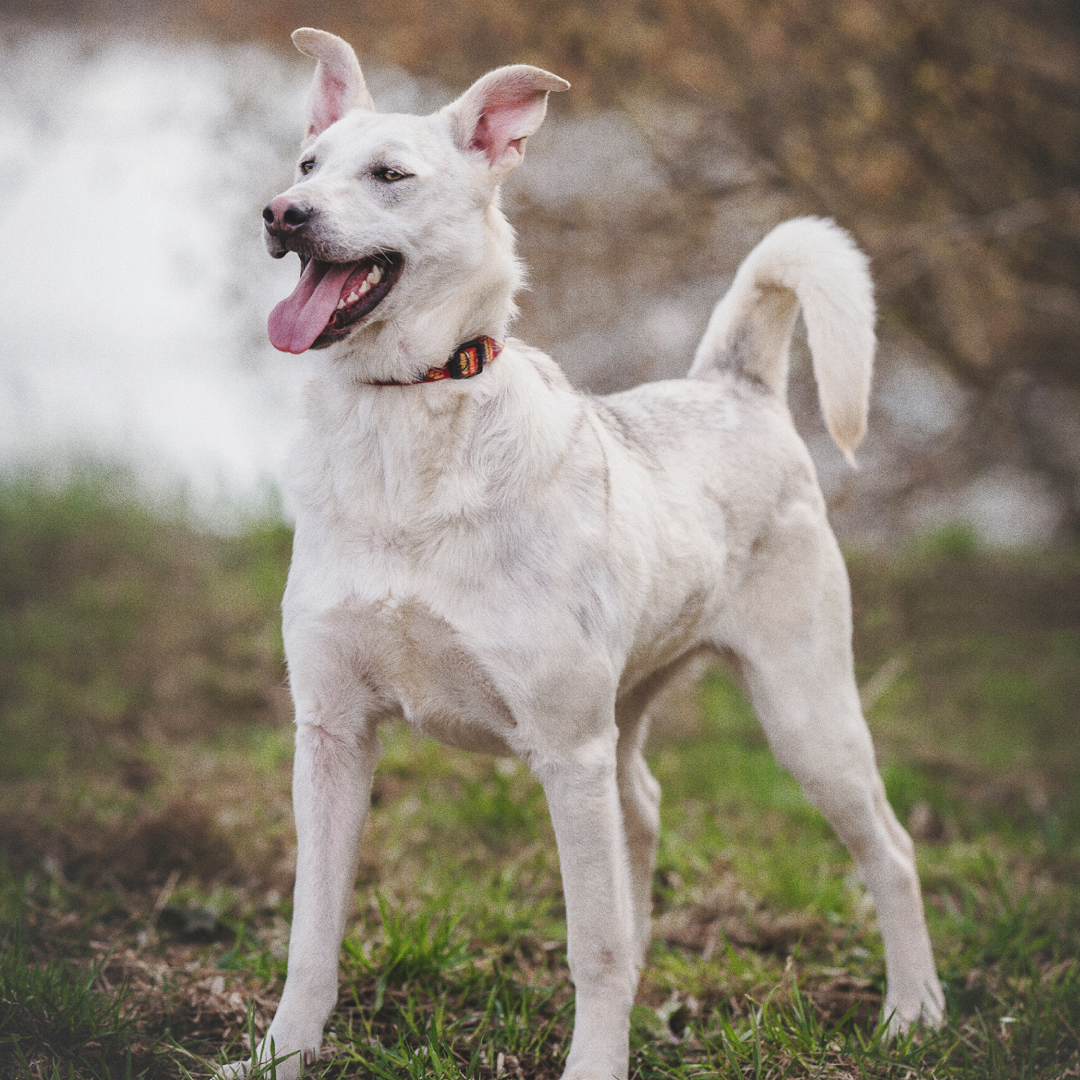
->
[233,27,944,1078]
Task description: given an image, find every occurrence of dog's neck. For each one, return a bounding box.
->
[291,336,582,536]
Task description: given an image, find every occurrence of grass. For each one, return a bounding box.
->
[0,901,143,1078]
[1,473,1079,1079]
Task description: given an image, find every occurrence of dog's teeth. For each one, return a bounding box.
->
[346,291,359,304]
[367,265,382,284]
[358,280,371,296]
[336,299,346,310]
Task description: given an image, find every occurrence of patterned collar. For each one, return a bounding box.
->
[365,336,502,385]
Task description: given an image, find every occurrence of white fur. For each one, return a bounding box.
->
[224,29,943,1079]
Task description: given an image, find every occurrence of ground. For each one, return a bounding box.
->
[1,474,1078,1079]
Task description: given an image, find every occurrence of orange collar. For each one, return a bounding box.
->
[366,337,502,385]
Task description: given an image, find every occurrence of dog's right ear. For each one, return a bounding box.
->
[292,28,374,141]
[443,65,569,181]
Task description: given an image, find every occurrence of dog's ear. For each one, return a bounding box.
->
[443,66,569,180]
[292,28,374,140]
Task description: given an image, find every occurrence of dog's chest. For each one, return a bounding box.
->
[283,372,730,745]
[285,468,564,755]
[348,592,520,753]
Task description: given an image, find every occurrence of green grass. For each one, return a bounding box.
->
[0,894,148,1078]
[0,468,291,782]
[1,476,1079,1079]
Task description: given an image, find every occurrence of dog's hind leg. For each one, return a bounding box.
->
[722,501,944,1033]
[615,703,662,971]
[533,722,637,1080]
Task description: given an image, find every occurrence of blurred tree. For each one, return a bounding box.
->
[5,0,1078,530]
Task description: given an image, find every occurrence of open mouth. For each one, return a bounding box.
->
[268,252,402,354]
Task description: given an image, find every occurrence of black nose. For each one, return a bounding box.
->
[263,197,313,235]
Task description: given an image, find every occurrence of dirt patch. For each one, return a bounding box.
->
[1,799,244,890]
[809,973,883,1027]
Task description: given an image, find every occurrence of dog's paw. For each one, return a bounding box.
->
[884,981,946,1036]
[216,1045,313,1080]
[559,1054,629,1080]
[561,1070,626,1080]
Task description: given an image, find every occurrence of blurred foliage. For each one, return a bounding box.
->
[6,0,1078,541]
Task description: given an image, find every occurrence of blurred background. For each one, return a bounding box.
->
[1,0,1078,546]
[2,5,1079,1076]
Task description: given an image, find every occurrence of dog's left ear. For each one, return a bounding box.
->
[443,66,569,180]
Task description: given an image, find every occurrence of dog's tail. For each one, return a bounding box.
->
[687,217,875,465]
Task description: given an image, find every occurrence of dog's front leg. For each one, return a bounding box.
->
[536,728,637,1080]
[230,675,380,1079]
[268,718,379,1070]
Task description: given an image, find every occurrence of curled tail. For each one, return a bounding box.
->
[687,217,875,465]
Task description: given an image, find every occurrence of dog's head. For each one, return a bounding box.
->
[264,28,568,376]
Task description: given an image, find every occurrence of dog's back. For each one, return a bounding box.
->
[568,216,876,691]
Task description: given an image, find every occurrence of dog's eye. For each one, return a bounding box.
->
[374,167,410,182]
[299,160,315,175]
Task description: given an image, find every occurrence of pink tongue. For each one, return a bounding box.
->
[268,259,359,354]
